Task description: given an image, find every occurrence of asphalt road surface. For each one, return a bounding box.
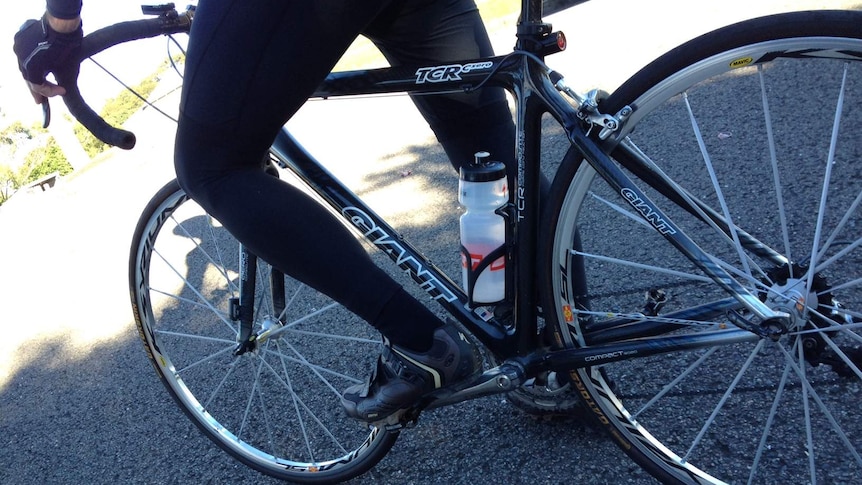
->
[2,1,858,484]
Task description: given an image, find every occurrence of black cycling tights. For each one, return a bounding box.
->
[174,0,515,351]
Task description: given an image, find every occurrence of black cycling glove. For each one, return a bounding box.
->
[13,15,83,86]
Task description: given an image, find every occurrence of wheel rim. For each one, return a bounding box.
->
[549,36,862,483]
[132,186,394,481]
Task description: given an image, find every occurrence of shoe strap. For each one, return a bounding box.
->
[381,345,426,384]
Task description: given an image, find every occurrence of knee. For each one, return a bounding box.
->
[173,116,217,204]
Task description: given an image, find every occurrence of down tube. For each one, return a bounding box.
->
[567,128,784,324]
[269,129,509,346]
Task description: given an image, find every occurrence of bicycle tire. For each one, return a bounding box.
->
[129,177,398,483]
[543,10,862,484]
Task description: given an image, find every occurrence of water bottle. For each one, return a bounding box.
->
[459,152,508,304]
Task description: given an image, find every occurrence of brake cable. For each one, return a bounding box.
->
[84,34,186,125]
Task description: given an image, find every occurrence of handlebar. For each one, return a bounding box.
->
[50,3,194,150]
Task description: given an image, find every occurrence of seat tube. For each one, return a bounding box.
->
[513,89,545,354]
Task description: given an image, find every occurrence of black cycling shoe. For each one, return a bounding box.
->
[341,324,482,423]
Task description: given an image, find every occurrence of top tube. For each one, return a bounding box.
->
[311,55,510,99]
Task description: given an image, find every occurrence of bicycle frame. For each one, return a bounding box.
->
[71,0,788,383]
[260,3,784,380]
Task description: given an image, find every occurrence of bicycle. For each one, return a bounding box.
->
[53,1,862,483]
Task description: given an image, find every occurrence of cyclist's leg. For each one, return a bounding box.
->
[174,0,441,352]
[363,0,517,184]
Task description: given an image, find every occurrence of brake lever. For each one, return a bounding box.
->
[41,99,51,129]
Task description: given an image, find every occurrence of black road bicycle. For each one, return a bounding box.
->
[55,1,862,483]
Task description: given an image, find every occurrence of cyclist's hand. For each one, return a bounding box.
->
[13,15,83,104]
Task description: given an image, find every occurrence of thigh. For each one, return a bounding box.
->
[364,0,493,64]
[365,0,515,172]
[180,0,393,157]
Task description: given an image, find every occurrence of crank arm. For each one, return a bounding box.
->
[425,361,526,411]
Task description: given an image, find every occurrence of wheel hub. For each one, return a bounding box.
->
[763,276,819,331]
[761,264,832,331]
[255,316,284,344]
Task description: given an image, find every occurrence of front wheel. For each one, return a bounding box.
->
[129,178,397,483]
[544,10,862,484]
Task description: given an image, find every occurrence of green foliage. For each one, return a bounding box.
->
[23,137,73,180]
[0,164,19,205]
[0,135,71,206]
[1,121,34,146]
[0,55,187,205]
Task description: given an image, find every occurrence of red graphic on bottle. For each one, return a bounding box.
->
[462,253,505,271]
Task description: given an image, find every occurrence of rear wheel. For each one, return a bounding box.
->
[545,11,862,484]
[129,178,397,483]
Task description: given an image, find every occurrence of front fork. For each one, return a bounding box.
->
[232,245,288,355]
[233,160,286,356]
[232,246,259,355]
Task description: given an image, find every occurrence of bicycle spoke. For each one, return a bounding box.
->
[280,303,343,330]
[682,340,765,462]
[257,347,353,456]
[631,347,718,418]
[148,285,230,318]
[255,260,276,318]
[759,65,794,267]
[170,214,239,294]
[151,246,236,333]
[587,191,654,230]
[748,357,794,485]
[261,344,364,387]
[273,340,318,462]
[132,181,394,481]
[818,330,862,380]
[808,64,849,279]
[571,249,712,283]
[171,342,237,374]
[792,319,862,336]
[814,189,862,268]
[683,93,753,278]
[280,340,355,458]
[278,282,307,323]
[797,341,816,483]
[814,237,862,276]
[203,357,243,409]
[238,356,269,441]
[776,341,862,469]
[821,276,862,296]
[155,329,235,346]
[574,308,725,328]
[283,328,378,345]
[548,22,862,484]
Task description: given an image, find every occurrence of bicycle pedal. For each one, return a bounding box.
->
[372,408,421,431]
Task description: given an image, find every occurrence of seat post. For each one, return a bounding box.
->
[515,0,552,52]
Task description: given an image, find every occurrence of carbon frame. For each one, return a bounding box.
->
[67,0,784,372]
[266,46,778,373]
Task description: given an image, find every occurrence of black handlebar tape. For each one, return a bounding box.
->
[63,82,137,149]
[78,18,170,59]
[61,15,191,150]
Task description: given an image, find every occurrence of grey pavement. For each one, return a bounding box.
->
[1,1,857,484]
